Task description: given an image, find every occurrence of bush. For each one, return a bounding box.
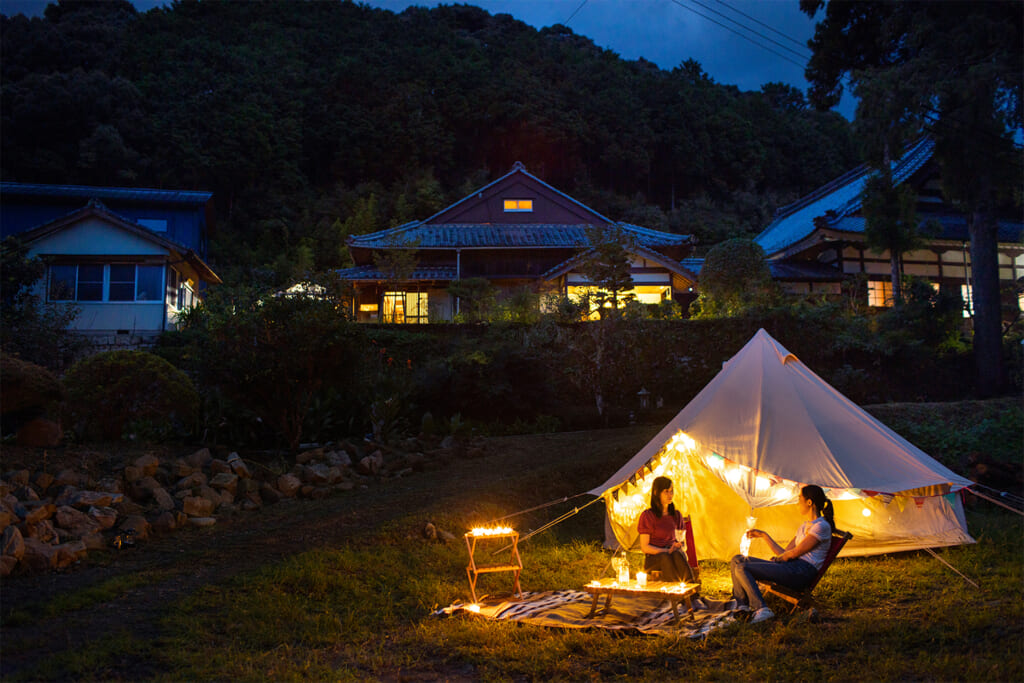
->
[0,353,66,436]
[63,350,199,442]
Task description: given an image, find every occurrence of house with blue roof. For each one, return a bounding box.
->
[1,182,221,347]
[338,163,698,322]
[753,137,1023,311]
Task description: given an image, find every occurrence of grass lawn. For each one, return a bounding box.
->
[5,400,1022,681]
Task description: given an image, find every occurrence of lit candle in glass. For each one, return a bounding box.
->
[636,571,647,587]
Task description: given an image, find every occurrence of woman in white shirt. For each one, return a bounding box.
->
[729,484,835,624]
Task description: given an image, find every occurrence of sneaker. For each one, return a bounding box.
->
[750,607,775,624]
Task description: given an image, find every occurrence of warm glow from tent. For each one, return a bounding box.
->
[862,507,872,517]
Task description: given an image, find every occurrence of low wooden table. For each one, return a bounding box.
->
[583,578,700,625]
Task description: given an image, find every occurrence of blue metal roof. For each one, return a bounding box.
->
[832,215,1023,243]
[677,257,845,281]
[754,137,936,256]
[1,182,212,205]
[348,222,691,250]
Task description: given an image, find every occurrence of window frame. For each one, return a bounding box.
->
[47,262,166,304]
[503,199,534,212]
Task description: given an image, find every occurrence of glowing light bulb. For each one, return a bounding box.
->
[862,507,872,517]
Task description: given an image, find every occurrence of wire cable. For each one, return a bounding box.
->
[666,0,807,69]
[684,0,811,62]
[564,0,588,27]
[711,0,811,50]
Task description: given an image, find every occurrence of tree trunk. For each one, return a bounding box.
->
[969,209,1002,397]
[890,250,902,306]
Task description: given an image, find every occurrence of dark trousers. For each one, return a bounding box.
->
[643,550,695,583]
[729,555,818,610]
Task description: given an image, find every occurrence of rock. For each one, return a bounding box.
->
[259,482,281,505]
[16,418,63,447]
[150,511,177,534]
[55,506,100,537]
[296,447,324,464]
[0,555,18,576]
[0,509,14,531]
[303,463,331,485]
[24,502,56,525]
[14,485,40,502]
[70,490,117,509]
[357,450,384,476]
[53,540,87,569]
[209,459,231,475]
[188,517,217,528]
[1,525,25,560]
[20,537,58,571]
[185,447,212,469]
[276,474,301,498]
[81,533,107,551]
[227,454,251,479]
[176,472,208,491]
[333,481,355,492]
[123,465,144,484]
[183,496,214,517]
[422,522,437,540]
[118,515,151,541]
[88,506,119,530]
[209,472,239,495]
[5,470,30,487]
[172,458,195,477]
[32,471,55,493]
[132,453,161,478]
[326,450,352,468]
[151,486,176,512]
[94,476,124,494]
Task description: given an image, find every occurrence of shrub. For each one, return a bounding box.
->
[0,353,66,436]
[63,350,199,442]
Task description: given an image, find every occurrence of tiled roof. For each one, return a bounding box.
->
[1,182,212,205]
[348,223,691,250]
[335,264,458,281]
[832,216,1023,243]
[677,257,845,281]
[754,137,936,256]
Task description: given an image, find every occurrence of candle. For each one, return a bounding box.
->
[636,571,647,587]
[618,566,630,583]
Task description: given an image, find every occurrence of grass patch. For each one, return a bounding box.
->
[7,399,1023,680]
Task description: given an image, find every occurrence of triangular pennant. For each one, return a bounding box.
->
[863,490,879,498]
[942,493,957,507]
[914,496,926,509]
[895,496,906,512]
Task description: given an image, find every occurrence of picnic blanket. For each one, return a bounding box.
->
[433,590,745,639]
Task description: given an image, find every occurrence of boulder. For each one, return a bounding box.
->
[326,449,352,468]
[55,506,100,537]
[24,502,56,525]
[32,471,55,493]
[0,509,14,531]
[209,459,232,475]
[94,476,124,494]
[150,510,177,534]
[52,540,87,569]
[118,515,151,541]
[303,463,331,485]
[5,470,29,487]
[151,486,176,512]
[227,455,251,479]
[88,506,119,530]
[132,453,161,478]
[209,472,239,495]
[176,471,208,491]
[296,447,324,464]
[276,474,301,498]
[259,482,281,505]
[1,525,25,560]
[172,458,195,477]
[188,516,217,528]
[184,447,212,470]
[357,450,384,476]
[70,490,117,509]
[20,537,58,571]
[183,496,214,517]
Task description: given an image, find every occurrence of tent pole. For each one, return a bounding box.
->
[923,547,981,589]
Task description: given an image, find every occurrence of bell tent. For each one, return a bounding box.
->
[589,329,975,559]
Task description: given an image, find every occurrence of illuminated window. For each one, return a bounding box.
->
[962,283,973,318]
[867,280,893,307]
[503,199,533,212]
[382,291,428,324]
[567,284,668,319]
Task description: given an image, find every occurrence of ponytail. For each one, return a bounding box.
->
[802,484,835,533]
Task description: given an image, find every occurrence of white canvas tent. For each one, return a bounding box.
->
[589,329,975,559]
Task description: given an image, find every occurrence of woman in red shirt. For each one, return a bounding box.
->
[637,476,695,583]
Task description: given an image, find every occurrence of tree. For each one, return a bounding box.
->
[580,225,636,319]
[861,169,921,306]
[693,238,774,317]
[802,0,1023,396]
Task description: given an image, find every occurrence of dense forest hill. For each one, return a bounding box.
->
[1,0,858,285]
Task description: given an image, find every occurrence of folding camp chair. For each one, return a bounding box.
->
[760,530,852,613]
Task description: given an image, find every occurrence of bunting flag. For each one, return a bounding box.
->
[914,496,926,509]
[878,493,894,505]
[863,490,879,498]
[895,496,906,512]
[942,493,957,507]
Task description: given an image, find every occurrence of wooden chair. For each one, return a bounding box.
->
[760,530,852,613]
[630,513,700,582]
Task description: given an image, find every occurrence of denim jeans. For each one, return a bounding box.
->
[730,555,818,610]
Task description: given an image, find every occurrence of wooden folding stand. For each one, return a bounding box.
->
[465,529,523,603]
